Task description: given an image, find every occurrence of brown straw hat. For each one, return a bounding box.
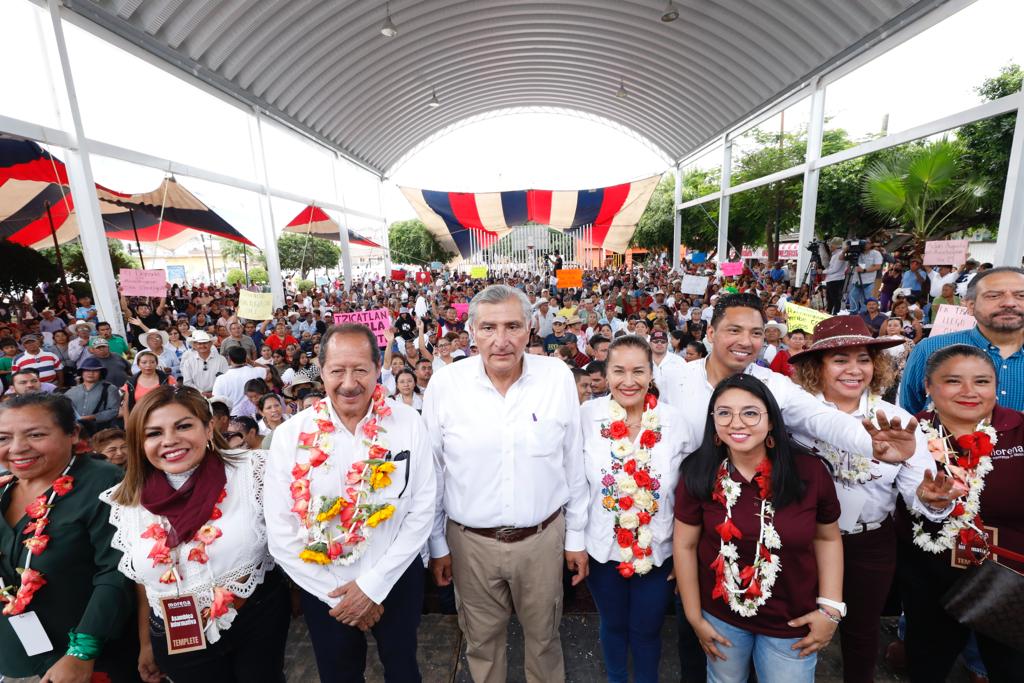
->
[788,315,904,363]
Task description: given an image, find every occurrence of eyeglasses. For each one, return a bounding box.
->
[712,408,768,427]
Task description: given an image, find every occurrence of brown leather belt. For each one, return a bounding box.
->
[458,509,561,544]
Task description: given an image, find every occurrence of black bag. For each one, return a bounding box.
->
[942,545,1024,651]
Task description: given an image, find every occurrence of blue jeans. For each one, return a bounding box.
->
[703,611,816,683]
[587,558,673,683]
[847,281,874,314]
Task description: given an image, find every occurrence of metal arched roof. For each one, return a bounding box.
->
[61,0,948,176]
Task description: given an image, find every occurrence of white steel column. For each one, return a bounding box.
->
[250,111,285,308]
[376,180,392,272]
[993,96,1024,267]
[717,137,732,267]
[330,153,353,291]
[797,80,827,281]
[672,164,682,271]
[45,0,123,334]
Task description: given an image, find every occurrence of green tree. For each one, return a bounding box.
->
[39,239,139,281]
[861,138,988,244]
[630,174,675,251]
[388,219,450,265]
[276,233,342,279]
[0,242,60,297]
[958,63,1023,225]
[226,267,268,286]
[218,238,266,270]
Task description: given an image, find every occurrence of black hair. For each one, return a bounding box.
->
[924,344,997,385]
[589,334,610,348]
[0,392,78,434]
[605,335,653,372]
[226,345,248,365]
[710,293,766,328]
[571,367,589,381]
[415,357,432,367]
[228,415,259,434]
[12,368,40,379]
[680,374,806,510]
[685,341,708,359]
[210,401,231,420]
[391,368,421,396]
[244,378,269,395]
[586,360,606,375]
[0,336,17,348]
[788,328,808,337]
[320,323,381,367]
[258,393,283,411]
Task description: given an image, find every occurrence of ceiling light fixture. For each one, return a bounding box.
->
[427,88,440,108]
[616,79,628,98]
[661,0,680,22]
[380,1,398,37]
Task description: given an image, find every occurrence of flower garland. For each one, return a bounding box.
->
[813,393,882,486]
[599,394,662,578]
[710,458,781,618]
[912,418,997,557]
[0,462,75,616]
[141,487,227,584]
[291,386,397,566]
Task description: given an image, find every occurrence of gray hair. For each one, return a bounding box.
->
[320,323,381,367]
[964,266,1024,301]
[468,285,531,327]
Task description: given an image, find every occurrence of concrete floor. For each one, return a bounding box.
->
[282,613,973,682]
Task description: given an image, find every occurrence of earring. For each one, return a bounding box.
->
[713,434,722,446]
[765,435,775,448]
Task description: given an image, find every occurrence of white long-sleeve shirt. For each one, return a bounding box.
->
[659,358,874,458]
[265,398,435,605]
[179,348,229,394]
[212,365,266,417]
[652,352,687,404]
[580,396,700,567]
[791,392,946,532]
[423,353,588,557]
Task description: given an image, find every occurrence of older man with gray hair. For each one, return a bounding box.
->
[424,284,588,683]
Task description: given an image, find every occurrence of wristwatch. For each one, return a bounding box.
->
[816,597,847,618]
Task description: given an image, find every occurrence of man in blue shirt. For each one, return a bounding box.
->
[900,258,929,297]
[899,267,1024,413]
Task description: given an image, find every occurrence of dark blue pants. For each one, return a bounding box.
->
[587,557,673,683]
[301,558,424,683]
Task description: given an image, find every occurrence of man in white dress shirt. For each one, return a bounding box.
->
[179,331,228,396]
[265,323,435,682]
[211,346,266,417]
[424,284,588,683]
[648,328,685,403]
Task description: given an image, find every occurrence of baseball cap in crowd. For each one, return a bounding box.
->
[765,321,788,336]
[865,297,879,303]
[553,316,567,324]
[567,316,582,325]
[650,330,668,343]
[21,333,40,343]
[90,337,109,348]
[536,298,549,305]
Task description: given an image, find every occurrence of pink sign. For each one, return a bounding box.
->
[119,268,167,298]
[332,308,391,347]
[453,303,469,320]
[720,261,744,277]
[931,304,977,336]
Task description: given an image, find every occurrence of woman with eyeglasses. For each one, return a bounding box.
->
[390,368,423,412]
[674,374,844,683]
[101,386,289,682]
[790,316,941,683]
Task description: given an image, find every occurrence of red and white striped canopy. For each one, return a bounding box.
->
[283,205,381,247]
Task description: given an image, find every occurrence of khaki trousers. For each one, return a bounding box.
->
[447,514,566,683]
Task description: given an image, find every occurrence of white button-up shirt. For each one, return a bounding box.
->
[212,365,267,417]
[580,396,700,567]
[423,353,588,557]
[659,358,874,458]
[265,398,435,605]
[179,348,229,394]
[791,392,946,532]
[652,353,687,405]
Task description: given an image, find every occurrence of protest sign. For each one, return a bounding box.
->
[923,239,969,266]
[430,261,443,271]
[166,265,186,282]
[931,304,976,336]
[785,302,832,336]
[720,261,743,277]
[415,271,432,284]
[120,269,167,298]
[453,303,469,320]
[689,252,707,264]
[470,265,488,279]
[332,308,392,347]
[556,268,583,289]
[237,291,274,320]
[390,269,406,281]
[680,275,709,295]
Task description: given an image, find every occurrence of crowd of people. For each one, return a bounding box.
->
[0,250,1022,683]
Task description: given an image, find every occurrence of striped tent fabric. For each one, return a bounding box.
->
[0,138,254,249]
[399,175,660,257]
[283,205,381,247]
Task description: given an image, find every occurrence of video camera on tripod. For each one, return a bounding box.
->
[805,240,828,271]
[842,239,868,265]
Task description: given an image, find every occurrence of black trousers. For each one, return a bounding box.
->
[150,567,290,682]
[898,538,1024,683]
[838,520,897,683]
[826,279,845,315]
[301,558,424,683]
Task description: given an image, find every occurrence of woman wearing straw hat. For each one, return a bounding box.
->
[789,316,944,683]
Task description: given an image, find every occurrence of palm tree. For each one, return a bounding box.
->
[861,138,987,246]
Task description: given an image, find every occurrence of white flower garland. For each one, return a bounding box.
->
[813,393,881,486]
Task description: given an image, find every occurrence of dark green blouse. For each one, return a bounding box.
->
[0,456,132,677]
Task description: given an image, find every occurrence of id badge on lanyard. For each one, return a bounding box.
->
[159,594,207,654]
[9,611,53,656]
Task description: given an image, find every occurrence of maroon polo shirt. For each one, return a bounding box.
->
[899,405,1024,573]
[675,452,841,638]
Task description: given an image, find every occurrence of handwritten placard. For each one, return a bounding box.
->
[681,275,709,295]
[720,261,743,277]
[931,304,977,336]
[332,308,392,347]
[166,265,187,282]
[556,268,583,289]
[785,302,832,337]
[470,265,489,279]
[237,290,274,320]
[924,239,969,266]
[119,268,167,298]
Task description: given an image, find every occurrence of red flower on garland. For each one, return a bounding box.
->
[617,562,636,578]
[188,546,209,564]
[952,502,966,517]
[639,430,660,449]
[633,470,652,489]
[608,421,629,440]
[147,538,172,566]
[23,517,50,536]
[623,459,637,475]
[315,419,335,434]
[24,535,50,556]
[210,587,236,619]
[616,528,635,547]
[637,511,652,526]
[308,447,329,468]
[715,517,743,542]
[298,432,317,448]
[755,458,773,500]
[140,524,167,541]
[618,496,634,510]
[368,444,389,460]
[743,579,763,600]
[291,462,311,479]
[957,432,993,459]
[25,496,49,520]
[52,475,74,497]
[362,420,381,440]
[644,393,658,410]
